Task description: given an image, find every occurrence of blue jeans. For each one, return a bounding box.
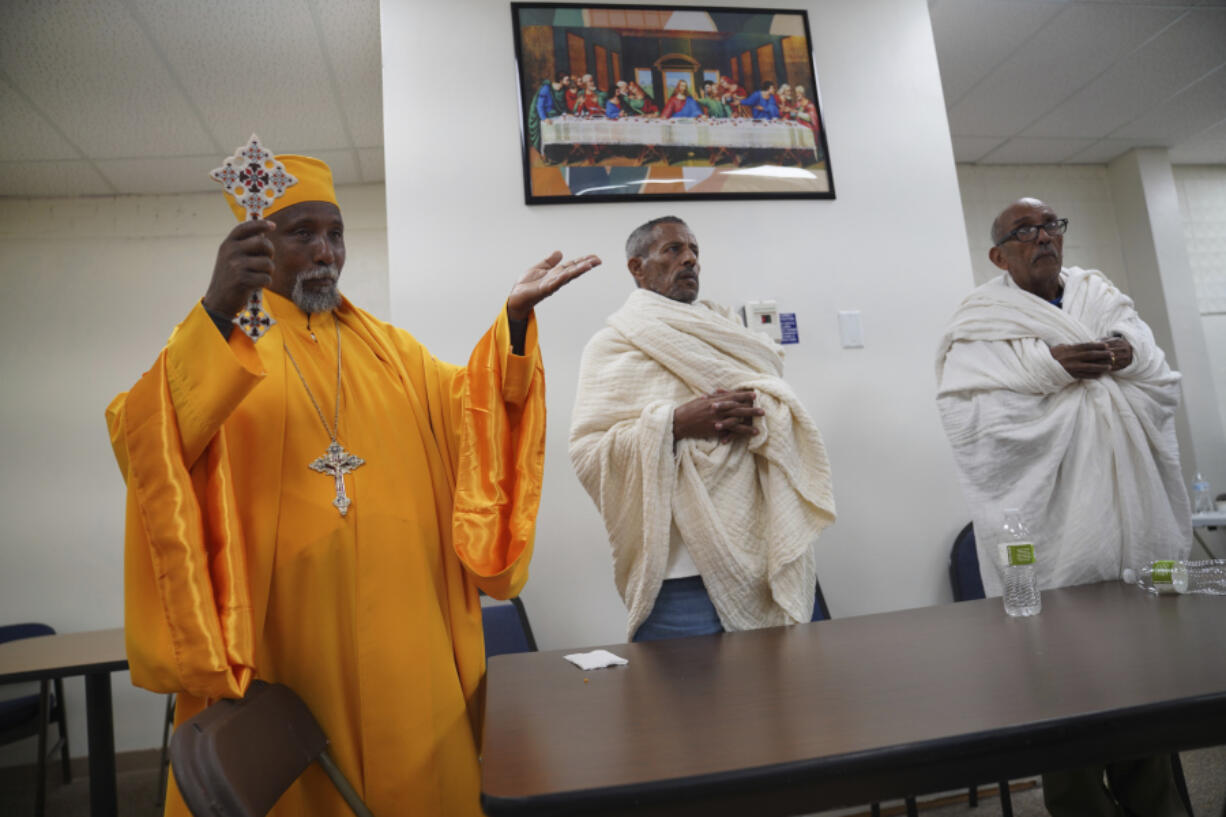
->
[632,576,724,642]
[633,575,830,641]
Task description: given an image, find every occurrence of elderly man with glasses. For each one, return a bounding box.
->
[935,197,1192,817]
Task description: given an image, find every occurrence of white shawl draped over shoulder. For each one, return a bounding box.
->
[569,289,836,638]
[935,267,1190,596]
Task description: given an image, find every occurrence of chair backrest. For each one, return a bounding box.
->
[810,576,832,622]
[949,522,986,602]
[170,681,327,817]
[482,597,537,657]
[170,681,372,817]
[0,623,56,645]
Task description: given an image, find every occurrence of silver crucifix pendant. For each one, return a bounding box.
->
[309,441,365,517]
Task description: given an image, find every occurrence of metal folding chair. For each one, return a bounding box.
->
[169,680,373,817]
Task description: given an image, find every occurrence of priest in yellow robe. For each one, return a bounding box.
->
[105,155,599,817]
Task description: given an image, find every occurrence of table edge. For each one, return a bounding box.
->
[0,658,129,683]
[481,690,1226,815]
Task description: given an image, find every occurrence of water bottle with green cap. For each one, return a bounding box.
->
[998,509,1041,616]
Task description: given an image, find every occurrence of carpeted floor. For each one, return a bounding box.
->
[0,764,161,816]
[1,746,1222,816]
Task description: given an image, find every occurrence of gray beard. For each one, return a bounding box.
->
[291,265,341,313]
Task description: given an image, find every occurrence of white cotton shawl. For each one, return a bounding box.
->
[935,267,1191,596]
[569,288,836,638]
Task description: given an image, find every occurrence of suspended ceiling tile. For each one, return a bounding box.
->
[1022,7,1226,139]
[0,0,218,159]
[1112,66,1226,142]
[979,137,1099,164]
[1170,141,1226,164]
[0,0,220,159]
[1063,138,1163,164]
[951,136,1005,162]
[0,161,115,197]
[97,148,364,197]
[0,77,80,161]
[307,149,361,186]
[928,0,1066,106]
[1169,119,1226,163]
[312,0,383,147]
[955,162,987,199]
[357,148,385,183]
[94,155,220,194]
[125,0,352,153]
[946,4,1182,138]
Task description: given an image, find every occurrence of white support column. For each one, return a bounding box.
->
[1108,148,1226,493]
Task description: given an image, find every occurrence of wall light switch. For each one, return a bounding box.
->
[838,310,863,348]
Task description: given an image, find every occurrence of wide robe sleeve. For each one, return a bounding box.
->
[105,302,264,699]
[446,309,544,600]
[353,304,545,603]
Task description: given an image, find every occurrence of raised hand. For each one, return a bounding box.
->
[673,389,764,444]
[203,219,276,317]
[1050,342,1112,379]
[506,251,602,321]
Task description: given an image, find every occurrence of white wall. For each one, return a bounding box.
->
[957,164,1131,293]
[0,184,389,764]
[1174,165,1226,440]
[382,0,977,649]
[1108,149,1226,494]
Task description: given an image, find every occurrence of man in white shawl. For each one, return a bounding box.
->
[937,198,1191,817]
[570,216,836,642]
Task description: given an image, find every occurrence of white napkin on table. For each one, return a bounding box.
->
[563,649,628,670]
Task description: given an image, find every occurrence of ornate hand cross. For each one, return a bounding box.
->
[208,134,298,341]
[309,441,365,517]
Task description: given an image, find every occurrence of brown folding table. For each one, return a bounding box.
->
[481,582,1226,816]
[0,628,127,817]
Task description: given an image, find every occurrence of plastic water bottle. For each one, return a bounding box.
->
[1191,473,1214,514]
[1122,560,1189,594]
[1123,559,1226,595]
[998,509,1041,616]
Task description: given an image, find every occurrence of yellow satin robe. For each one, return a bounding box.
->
[106,290,545,817]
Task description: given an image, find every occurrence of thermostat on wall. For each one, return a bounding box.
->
[741,300,782,342]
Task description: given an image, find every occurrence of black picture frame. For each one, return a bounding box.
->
[512,2,836,204]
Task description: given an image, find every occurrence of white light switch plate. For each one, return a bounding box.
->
[838,310,863,348]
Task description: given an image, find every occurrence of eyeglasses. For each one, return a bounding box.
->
[994,218,1069,246]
